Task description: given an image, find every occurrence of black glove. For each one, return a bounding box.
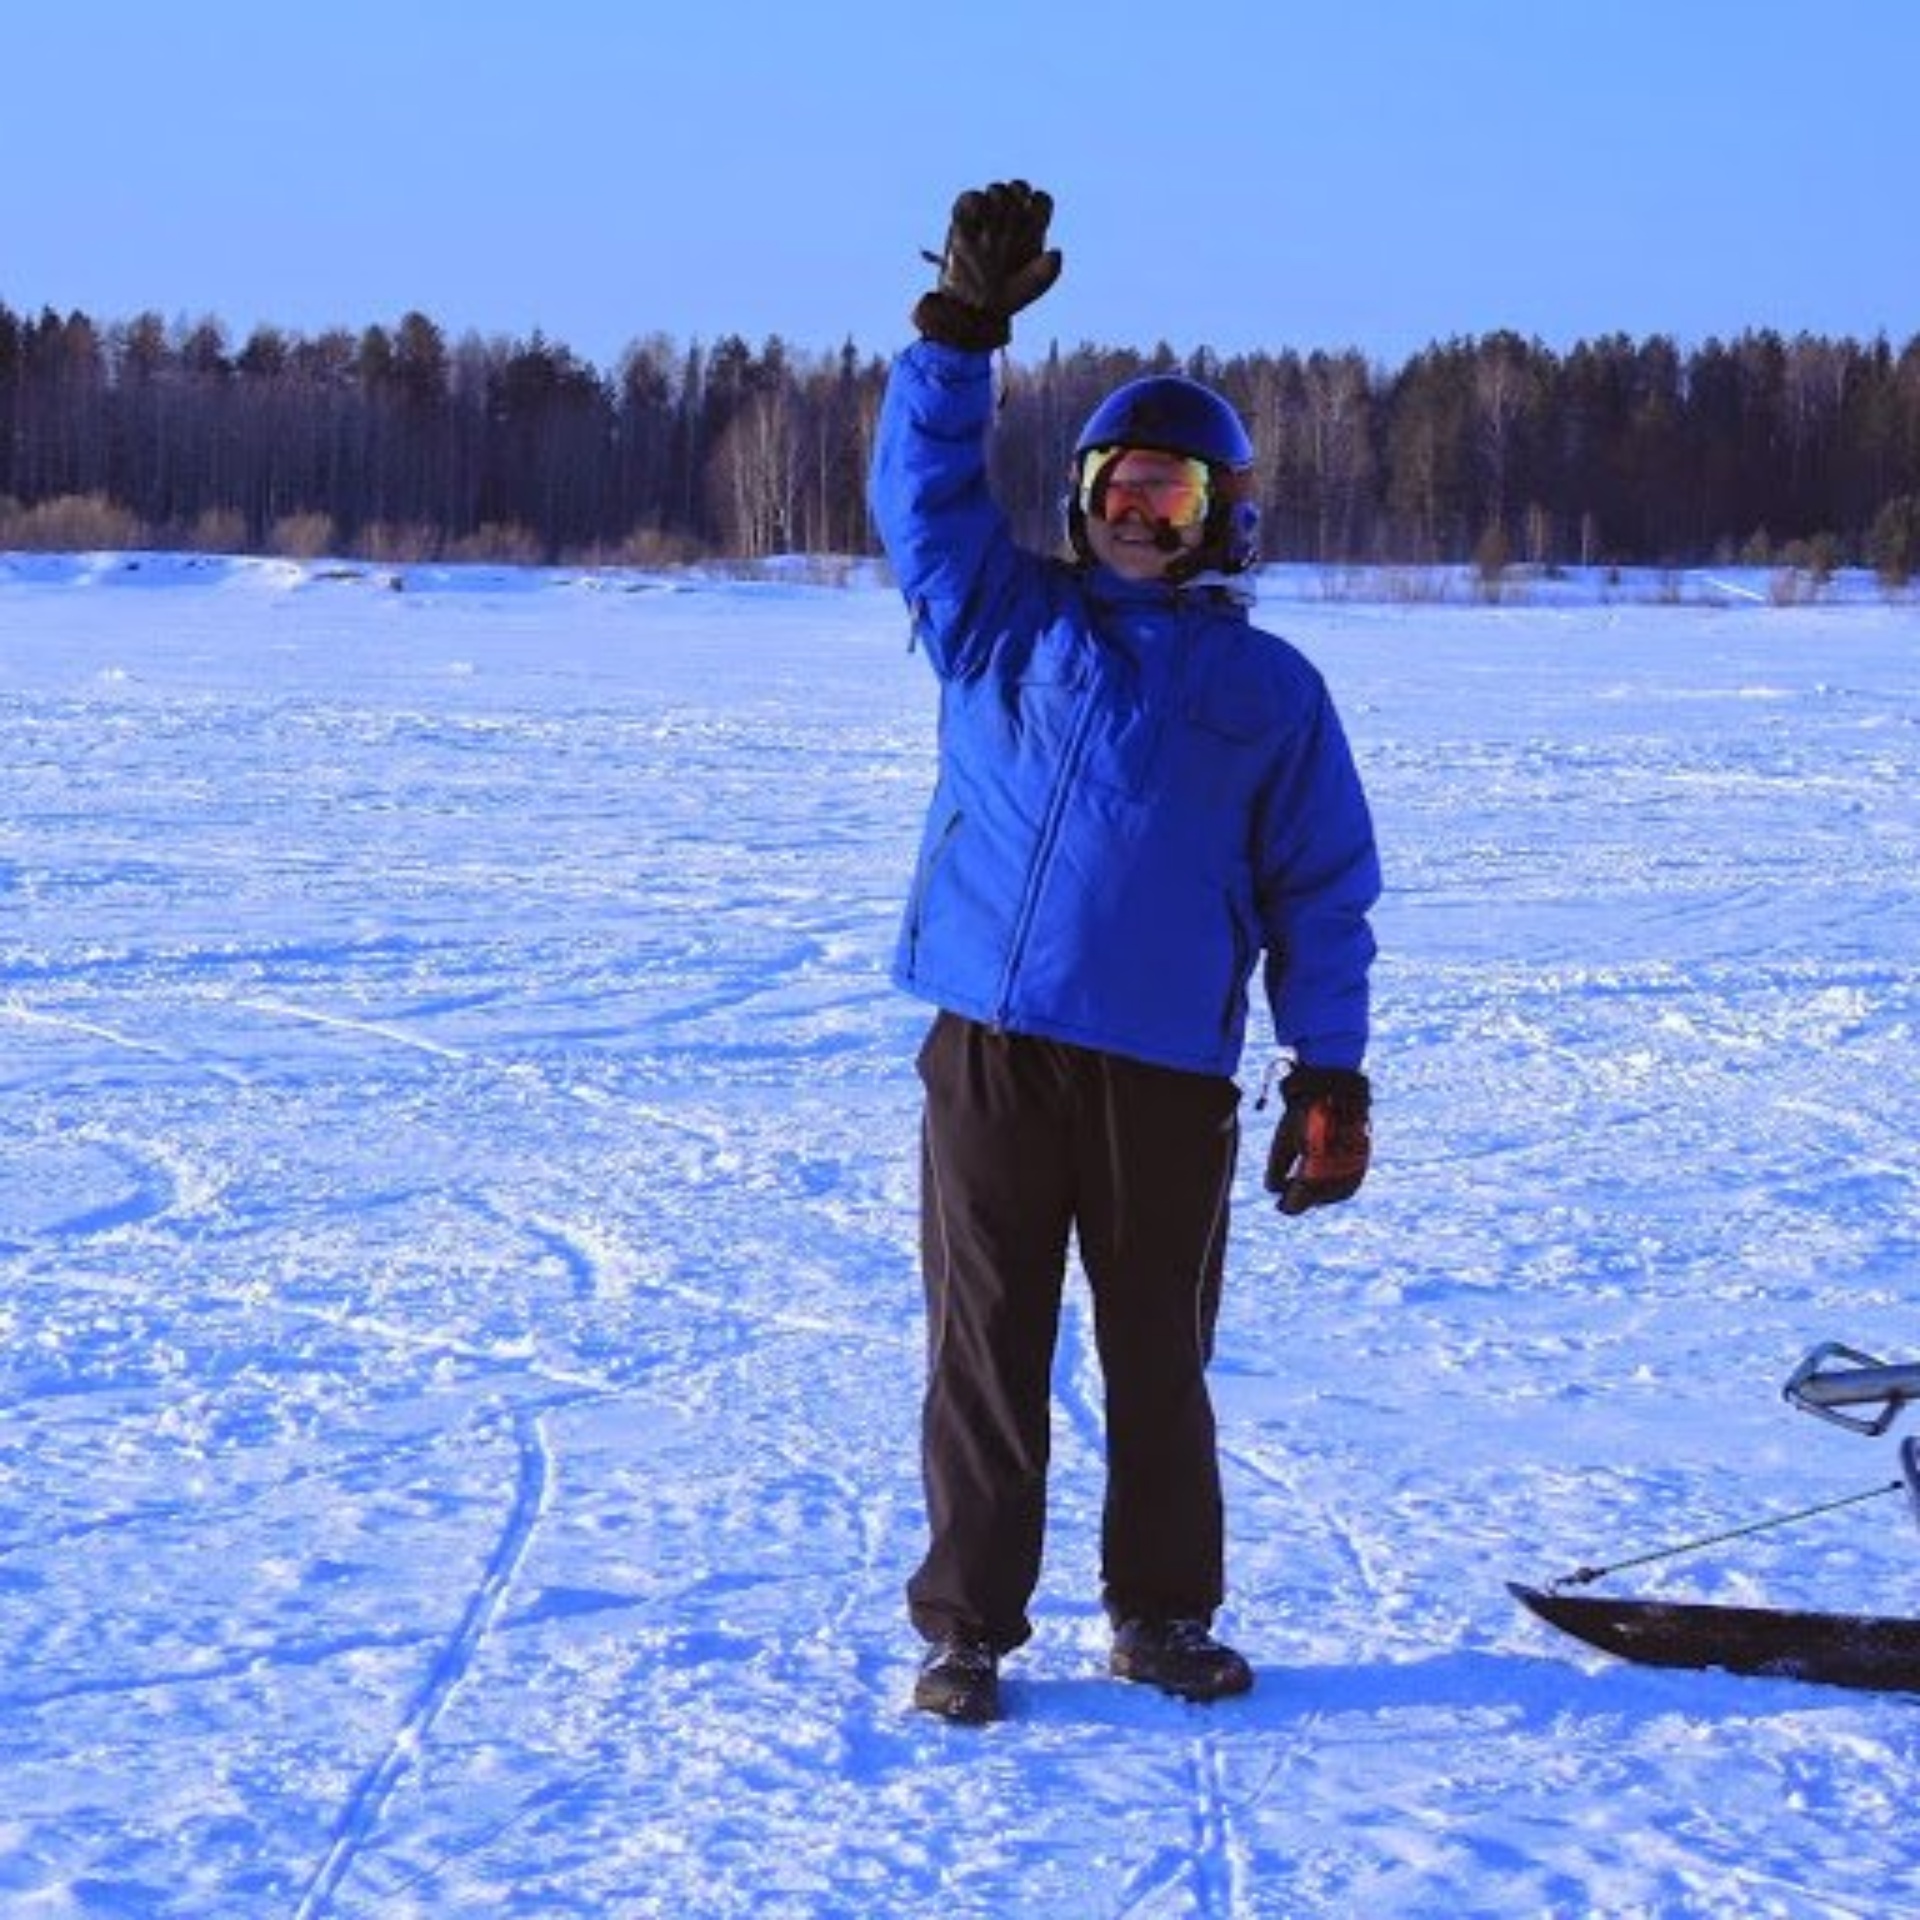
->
[1265,1066,1371,1216]
[913,180,1062,352]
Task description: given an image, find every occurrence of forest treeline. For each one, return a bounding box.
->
[3,298,1919,579]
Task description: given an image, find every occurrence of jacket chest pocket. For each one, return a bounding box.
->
[1086,686,1267,809]
[1002,632,1089,760]
[1079,695,1166,798]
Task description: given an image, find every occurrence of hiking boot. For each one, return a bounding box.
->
[912,1635,1002,1724]
[1110,1617,1254,1702]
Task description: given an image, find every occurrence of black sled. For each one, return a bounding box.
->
[1512,1345,1920,1696]
[1508,1581,1920,1694]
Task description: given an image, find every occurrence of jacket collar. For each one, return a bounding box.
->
[1084,565,1257,618]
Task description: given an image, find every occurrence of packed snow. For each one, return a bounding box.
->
[3,551,1918,1917]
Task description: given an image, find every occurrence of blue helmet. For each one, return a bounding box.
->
[1074,373,1255,468]
[1068,374,1260,577]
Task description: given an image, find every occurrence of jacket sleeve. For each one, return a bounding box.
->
[1254,682,1381,1071]
[867,339,1053,681]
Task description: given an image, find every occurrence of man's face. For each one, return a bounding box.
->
[1079,447,1210,581]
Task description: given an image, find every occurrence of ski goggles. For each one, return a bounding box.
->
[1078,446,1213,531]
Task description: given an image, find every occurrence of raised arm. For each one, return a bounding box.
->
[867,182,1062,681]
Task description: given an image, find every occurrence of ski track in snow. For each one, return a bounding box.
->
[231,994,471,1064]
[293,1407,555,1919]
[3,556,1920,1915]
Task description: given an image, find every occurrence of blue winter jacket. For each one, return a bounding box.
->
[869,340,1380,1078]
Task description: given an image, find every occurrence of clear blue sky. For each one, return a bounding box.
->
[7,0,1914,374]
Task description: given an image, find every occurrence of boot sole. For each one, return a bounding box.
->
[912,1677,1002,1724]
[1110,1657,1254,1703]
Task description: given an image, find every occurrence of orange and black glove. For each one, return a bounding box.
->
[1265,1066,1371,1216]
[913,180,1062,352]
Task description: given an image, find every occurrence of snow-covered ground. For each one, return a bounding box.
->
[3,553,1918,1918]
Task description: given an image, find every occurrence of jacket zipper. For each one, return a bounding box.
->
[992,669,1101,1027]
[1222,895,1253,1038]
[907,807,961,975]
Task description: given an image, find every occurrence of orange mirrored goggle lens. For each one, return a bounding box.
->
[1079,447,1213,531]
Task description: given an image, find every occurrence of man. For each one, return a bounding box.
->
[869,181,1381,1724]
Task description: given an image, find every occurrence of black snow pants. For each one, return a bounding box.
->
[908,1011,1241,1653]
